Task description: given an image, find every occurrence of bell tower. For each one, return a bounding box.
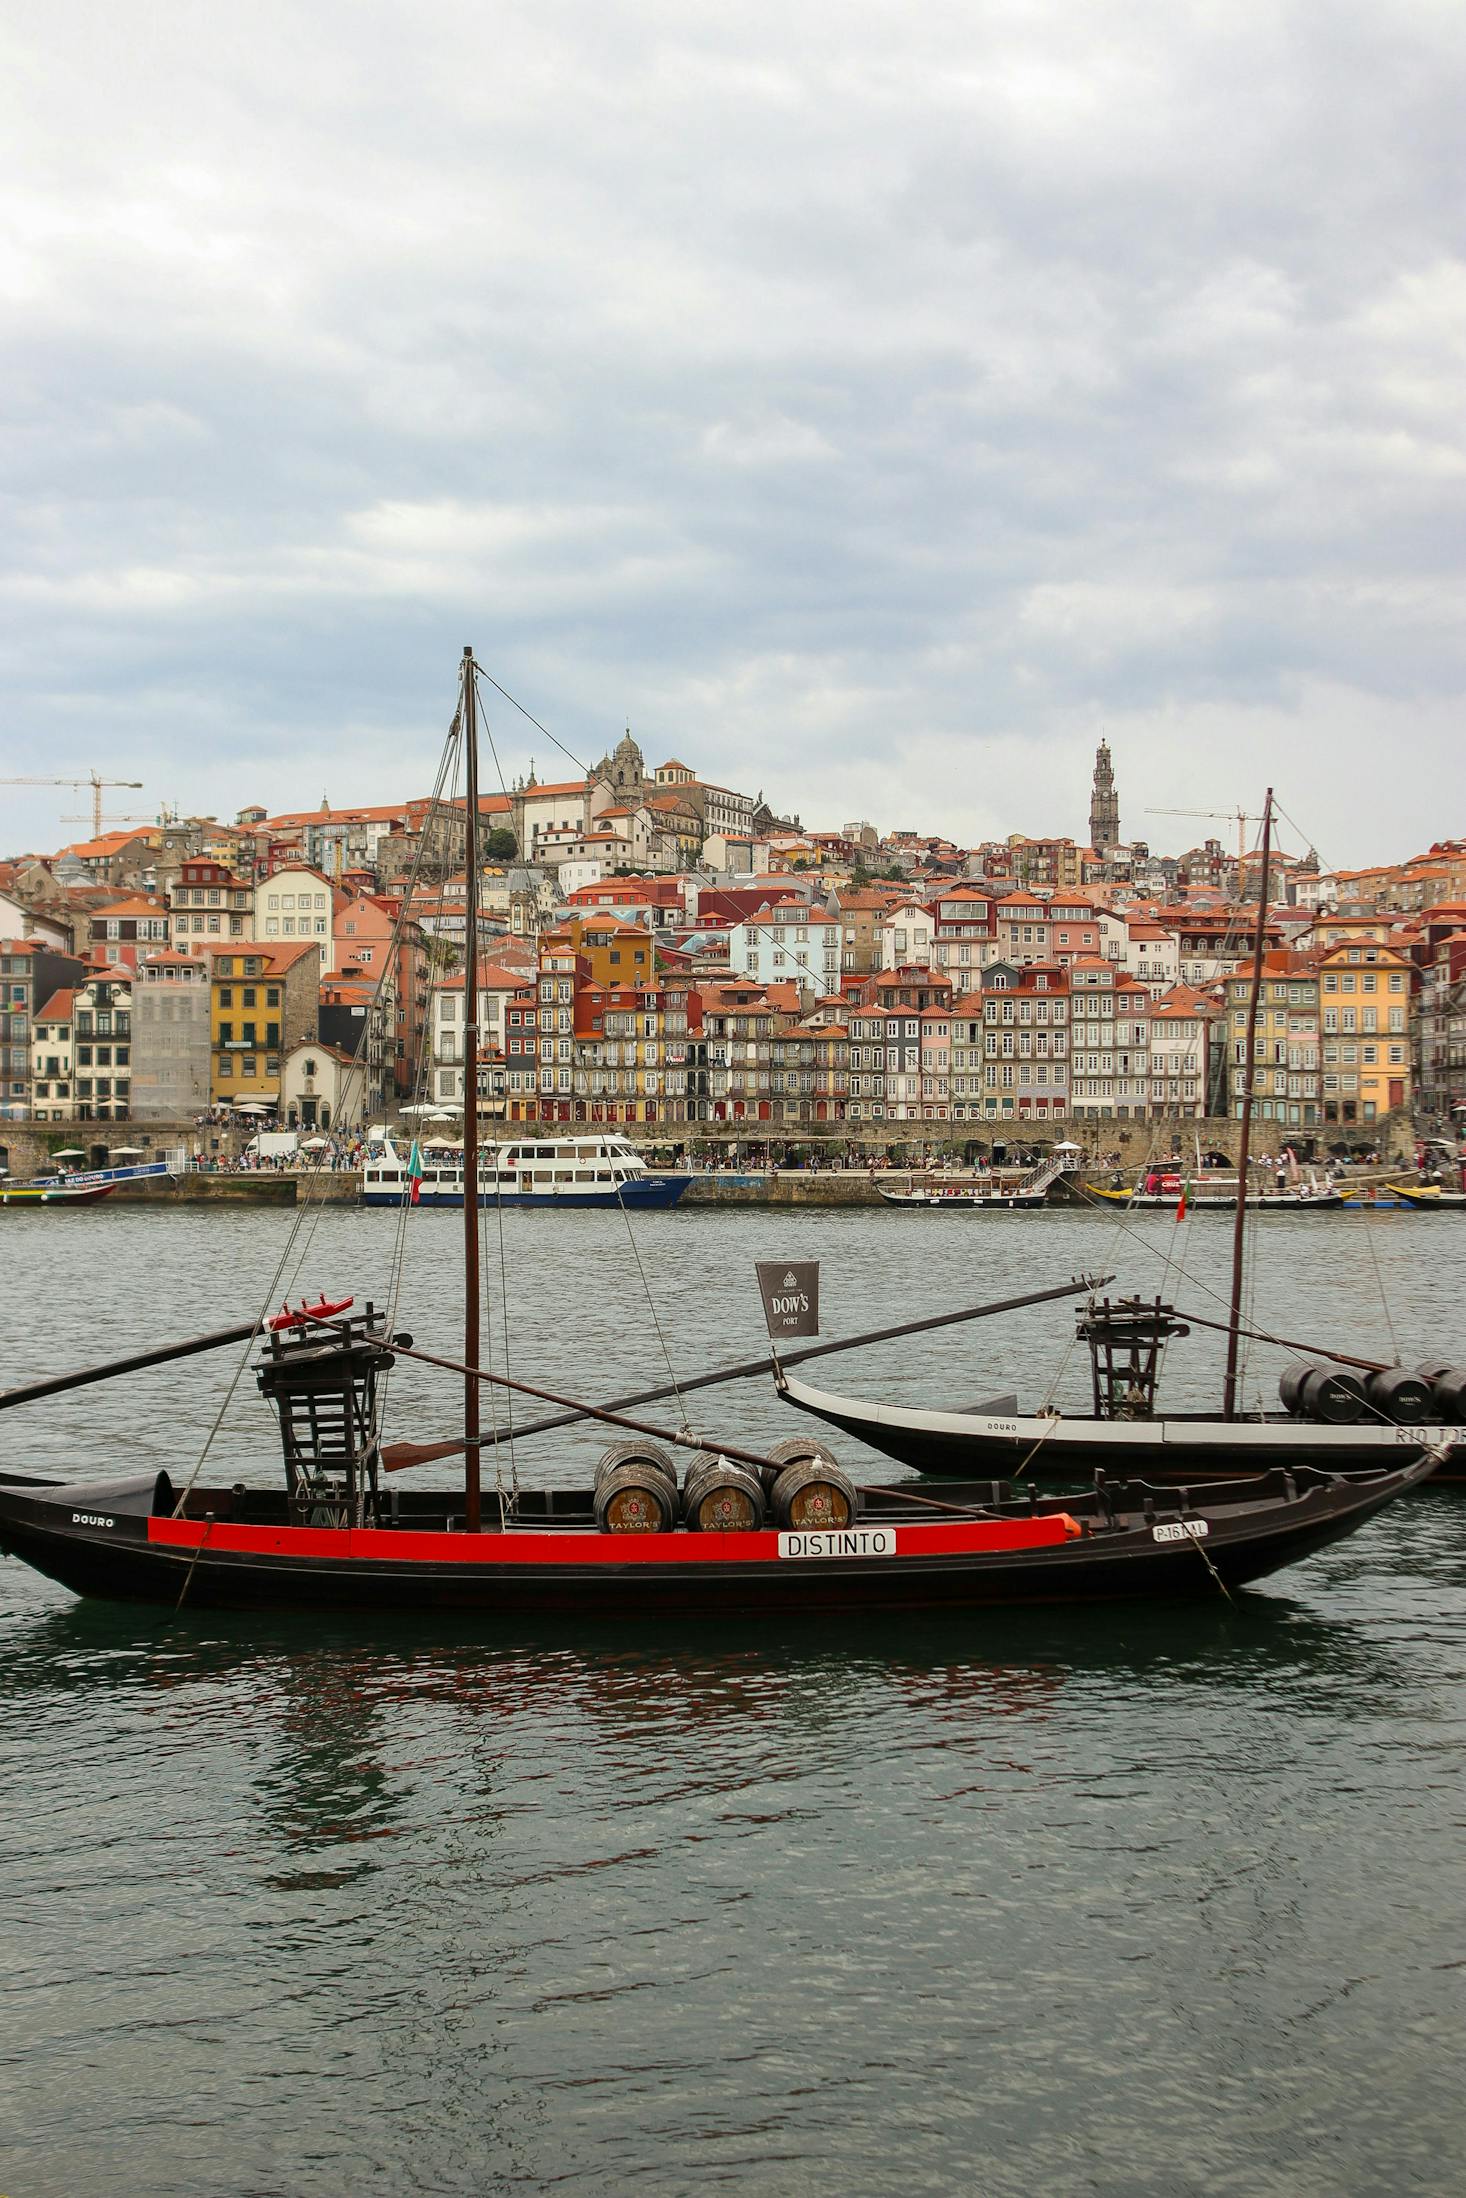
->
[1089,741,1120,850]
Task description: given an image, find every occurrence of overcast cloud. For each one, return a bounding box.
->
[2,0,1463,865]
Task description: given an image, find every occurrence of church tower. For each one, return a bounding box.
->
[589,728,646,805]
[1089,740,1120,850]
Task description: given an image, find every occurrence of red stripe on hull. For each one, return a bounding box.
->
[147,1514,1075,1565]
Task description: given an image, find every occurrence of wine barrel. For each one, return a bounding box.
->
[1299,1368,1367,1425]
[770,1459,859,1530]
[1413,1359,1458,1388]
[1428,1367,1466,1421]
[683,1461,766,1533]
[1278,1362,1318,1416]
[1366,1368,1434,1424]
[593,1463,677,1534]
[759,1434,841,1492]
[594,1440,678,1493]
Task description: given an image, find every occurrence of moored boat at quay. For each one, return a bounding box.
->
[0,1159,173,1208]
[1079,1173,1345,1211]
[360,1127,691,1209]
[1383,1181,1466,1210]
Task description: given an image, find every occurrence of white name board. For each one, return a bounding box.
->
[778,1527,897,1560]
[1152,1519,1209,1543]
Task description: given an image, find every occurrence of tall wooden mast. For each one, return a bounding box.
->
[461,646,482,1530]
[1222,787,1274,1422]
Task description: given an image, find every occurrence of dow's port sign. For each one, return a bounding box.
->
[756,1260,820,1339]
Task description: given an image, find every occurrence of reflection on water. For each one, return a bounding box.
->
[2,1210,1465,2195]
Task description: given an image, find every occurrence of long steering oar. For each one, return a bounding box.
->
[378,1272,1114,1471]
[0,1320,265,1414]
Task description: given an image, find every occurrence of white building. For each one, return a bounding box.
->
[256,867,339,970]
[281,1041,361,1131]
[31,968,133,1122]
[879,901,936,970]
[431,962,532,1108]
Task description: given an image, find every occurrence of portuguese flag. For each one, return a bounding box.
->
[407,1139,425,1205]
[1175,1174,1191,1222]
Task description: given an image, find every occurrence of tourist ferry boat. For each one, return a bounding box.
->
[360,1127,692,1209]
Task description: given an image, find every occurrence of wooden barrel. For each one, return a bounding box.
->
[760,1433,841,1492]
[683,1460,766,1533]
[1299,1368,1367,1424]
[1428,1367,1466,1421]
[1278,1362,1317,1415]
[1367,1368,1435,1425]
[1413,1359,1459,1387]
[771,1459,859,1530]
[594,1440,678,1493]
[593,1463,677,1534]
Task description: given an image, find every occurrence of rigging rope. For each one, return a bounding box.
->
[471,663,691,1438]
[171,684,468,1514]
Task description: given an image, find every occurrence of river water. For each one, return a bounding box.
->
[1,1203,1463,2196]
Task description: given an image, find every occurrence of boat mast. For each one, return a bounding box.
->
[1222,787,1274,1421]
[461,645,482,1531]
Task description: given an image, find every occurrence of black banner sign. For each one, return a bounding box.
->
[755,1260,820,1340]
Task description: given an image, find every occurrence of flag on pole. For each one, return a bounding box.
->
[407,1139,424,1205]
[1175,1173,1191,1222]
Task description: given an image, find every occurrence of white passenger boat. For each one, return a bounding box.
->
[360,1128,692,1209]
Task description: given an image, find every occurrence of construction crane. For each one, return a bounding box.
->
[0,771,145,837]
[1146,806,1269,873]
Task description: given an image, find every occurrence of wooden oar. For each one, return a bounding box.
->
[326,1323,785,1477]
[1172,1306,1391,1375]
[378,1273,1113,1471]
[0,1320,264,1413]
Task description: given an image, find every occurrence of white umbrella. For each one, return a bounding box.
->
[52,1146,86,1158]
[1053,1140,1082,1152]
[234,1101,272,1114]
[299,1136,330,1151]
[109,1144,145,1156]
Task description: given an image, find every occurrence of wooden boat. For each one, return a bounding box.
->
[0,1447,1435,1613]
[777,791,1466,1491]
[0,714,1436,1614]
[876,1181,1047,1210]
[1,1178,116,1207]
[0,1158,171,1208]
[1384,1182,1466,1210]
[1080,1178,1345,1211]
[775,1361,1466,1485]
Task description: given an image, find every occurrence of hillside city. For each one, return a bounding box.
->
[3,736,1463,1153]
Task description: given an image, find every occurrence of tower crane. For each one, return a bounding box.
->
[0,772,145,837]
[1145,806,1269,873]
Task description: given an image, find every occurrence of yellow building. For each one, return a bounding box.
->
[1318,941,1412,1128]
[208,941,322,1108]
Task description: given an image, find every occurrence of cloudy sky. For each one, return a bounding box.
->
[3,0,1463,866]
